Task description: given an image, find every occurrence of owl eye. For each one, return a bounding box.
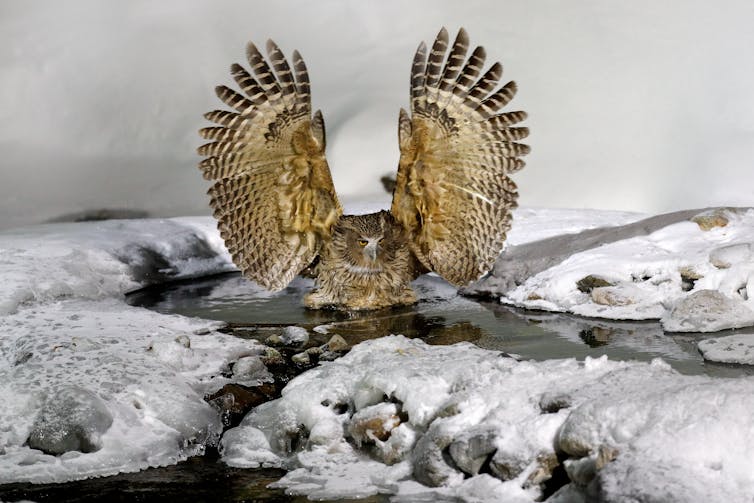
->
[357,239,368,247]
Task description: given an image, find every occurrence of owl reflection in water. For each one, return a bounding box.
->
[198,28,529,310]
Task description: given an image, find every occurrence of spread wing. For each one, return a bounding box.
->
[390,27,530,287]
[198,40,342,291]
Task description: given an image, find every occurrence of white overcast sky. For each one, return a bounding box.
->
[1,0,753,229]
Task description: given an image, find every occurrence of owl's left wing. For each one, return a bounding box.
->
[390,27,530,287]
[198,40,342,291]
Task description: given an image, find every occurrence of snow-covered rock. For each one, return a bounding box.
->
[698,334,754,365]
[471,207,754,332]
[220,335,754,502]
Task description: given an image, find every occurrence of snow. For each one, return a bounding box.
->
[220,335,754,502]
[1,207,753,496]
[499,208,754,332]
[3,1,754,230]
[0,217,267,484]
[698,334,754,365]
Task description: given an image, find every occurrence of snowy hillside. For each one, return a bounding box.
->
[2,0,754,230]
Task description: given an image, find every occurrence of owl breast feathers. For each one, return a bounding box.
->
[198,27,529,310]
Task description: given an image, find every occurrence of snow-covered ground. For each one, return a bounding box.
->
[1,207,753,500]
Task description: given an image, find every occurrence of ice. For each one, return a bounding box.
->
[488,208,754,332]
[698,334,754,365]
[221,335,754,502]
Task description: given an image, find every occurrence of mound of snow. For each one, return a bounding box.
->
[220,335,754,502]
[489,208,754,332]
[0,217,266,484]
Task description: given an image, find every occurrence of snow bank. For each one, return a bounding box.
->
[492,208,754,332]
[0,217,268,484]
[0,217,234,316]
[221,335,754,502]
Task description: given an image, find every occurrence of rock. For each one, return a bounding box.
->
[281,326,309,346]
[523,453,561,489]
[267,327,309,347]
[662,290,754,333]
[324,334,349,352]
[205,383,277,427]
[412,427,464,487]
[691,209,730,231]
[591,286,635,306]
[27,386,113,455]
[448,428,497,476]
[679,266,703,292]
[709,243,752,269]
[291,352,311,365]
[260,347,284,366]
[348,403,401,446]
[174,334,191,348]
[305,346,323,356]
[577,275,615,294]
[232,356,271,384]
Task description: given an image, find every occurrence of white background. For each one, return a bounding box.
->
[1,0,753,230]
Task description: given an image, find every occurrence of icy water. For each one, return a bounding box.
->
[127,272,753,378]
[6,272,752,503]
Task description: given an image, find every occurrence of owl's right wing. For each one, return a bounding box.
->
[390,27,530,287]
[198,40,342,291]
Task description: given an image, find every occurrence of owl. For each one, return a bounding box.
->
[198,28,529,310]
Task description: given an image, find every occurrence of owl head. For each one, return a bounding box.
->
[331,210,406,272]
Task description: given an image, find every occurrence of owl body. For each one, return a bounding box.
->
[199,28,529,310]
[305,211,419,310]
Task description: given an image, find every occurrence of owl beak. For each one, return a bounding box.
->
[365,242,378,262]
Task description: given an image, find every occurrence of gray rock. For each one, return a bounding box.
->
[448,428,497,476]
[27,386,113,455]
[412,427,463,487]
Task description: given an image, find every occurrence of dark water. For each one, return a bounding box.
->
[126,272,754,378]
[5,272,751,502]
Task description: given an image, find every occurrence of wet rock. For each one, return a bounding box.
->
[412,427,463,487]
[663,289,754,332]
[709,243,752,269]
[591,285,635,306]
[205,383,277,427]
[260,347,284,366]
[291,352,311,365]
[324,334,349,352]
[281,326,309,346]
[577,275,614,294]
[523,453,561,489]
[448,428,497,476]
[27,386,113,455]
